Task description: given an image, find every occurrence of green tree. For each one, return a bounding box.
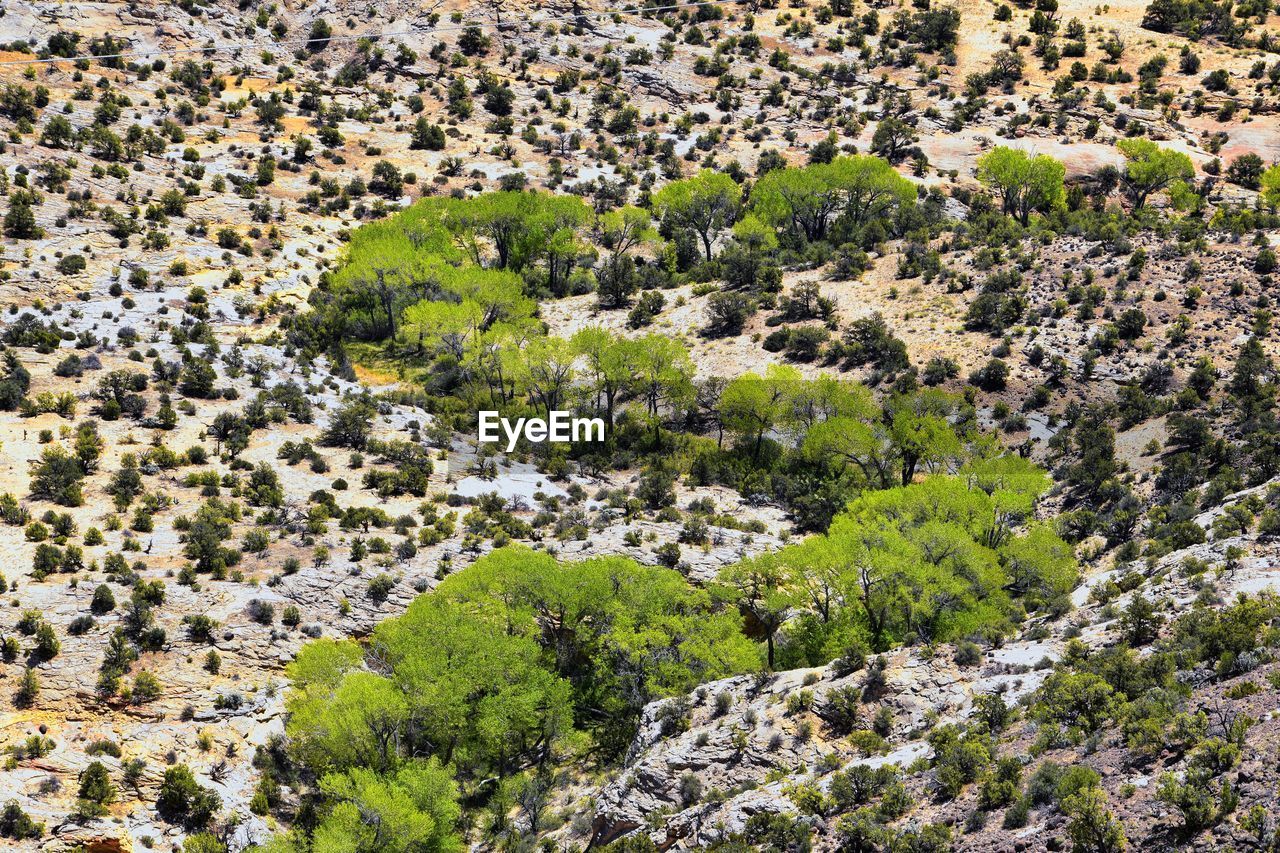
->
[999,520,1077,600]
[32,622,59,660]
[178,359,217,398]
[751,155,915,243]
[976,146,1066,225]
[157,765,221,829]
[307,18,332,50]
[517,336,577,417]
[91,584,116,614]
[0,351,30,410]
[287,546,756,781]
[799,389,965,491]
[1033,671,1119,742]
[597,205,656,307]
[718,554,797,669]
[720,365,799,460]
[886,390,965,486]
[572,327,636,430]
[1226,152,1264,189]
[1066,408,1118,502]
[433,547,756,750]
[321,400,375,450]
[290,598,571,778]
[1119,592,1164,645]
[1063,787,1127,853]
[14,668,38,708]
[314,762,461,853]
[1261,163,1280,209]
[182,498,242,574]
[40,114,73,148]
[287,671,409,775]
[787,471,1069,648]
[803,414,899,491]
[77,761,116,817]
[651,169,742,261]
[1117,138,1194,209]
[1230,335,1275,415]
[3,192,41,239]
[721,214,781,292]
[870,116,917,164]
[448,191,591,274]
[630,335,695,444]
[400,299,483,356]
[29,445,85,506]
[410,116,446,151]
[0,800,42,839]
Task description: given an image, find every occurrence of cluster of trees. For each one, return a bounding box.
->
[1142,0,1252,42]
[690,367,997,530]
[304,157,921,358]
[725,457,1075,669]
[302,136,1208,463]
[272,453,1069,845]
[752,154,917,246]
[976,140,1196,228]
[308,182,1036,526]
[311,192,569,345]
[275,547,756,849]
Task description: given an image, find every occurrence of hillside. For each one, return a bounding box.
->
[0,0,1278,850]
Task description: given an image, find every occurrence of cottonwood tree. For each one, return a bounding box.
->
[651,169,742,262]
[782,472,1073,649]
[720,214,781,292]
[803,403,955,491]
[517,336,577,417]
[572,327,636,430]
[718,554,795,669]
[629,335,696,444]
[448,191,592,274]
[307,763,460,853]
[1261,163,1280,209]
[426,548,756,750]
[720,366,800,460]
[596,205,656,308]
[400,299,482,356]
[752,161,848,243]
[777,536,846,627]
[1117,138,1194,209]
[976,146,1066,225]
[884,390,966,486]
[751,155,916,244]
